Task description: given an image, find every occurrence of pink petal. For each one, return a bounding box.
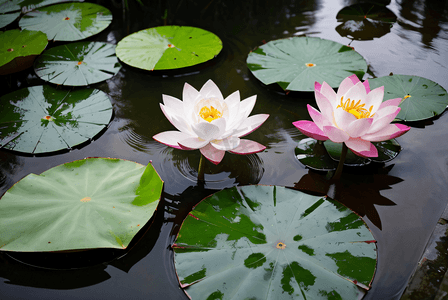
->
[182,82,200,107]
[367,106,401,134]
[341,82,368,108]
[336,75,359,100]
[378,97,401,110]
[199,79,224,100]
[364,86,384,114]
[345,137,372,153]
[389,124,410,139]
[153,131,191,149]
[314,81,322,92]
[200,143,225,165]
[362,124,407,142]
[349,141,378,158]
[346,118,373,138]
[363,79,371,93]
[323,125,350,143]
[315,90,333,121]
[234,114,269,137]
[293,120,328,141]
[211,136,240,151]
[229,139,266,154]
[333,108,357,131]
[320,82,337,105]
[307,105,324,130]
[178,137,209,150]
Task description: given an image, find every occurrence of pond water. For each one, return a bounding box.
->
[1,0,448,299]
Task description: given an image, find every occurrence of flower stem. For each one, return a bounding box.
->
[197,154,205,182]
[332,143,348,181]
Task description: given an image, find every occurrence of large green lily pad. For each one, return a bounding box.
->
[173,185,377,299]
[0,29,48,75]
[368,74,448,121]
[0,157,163,252]
[247,36,368,92]
[19,2,111,41]
[0,85,113,154]
[116,26,223,71]
[0,0,84,14]
[34,41,121,86]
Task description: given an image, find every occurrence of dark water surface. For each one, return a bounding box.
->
[1,0,448,299]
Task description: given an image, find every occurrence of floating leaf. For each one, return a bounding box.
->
[0,0,84,14]
[0,29,48,75]
[0,85,113,154]
[173,185,377,300]
[336,3,397,40]
[0,158,163,252]
[295,137,337,171]
[34,41,121,86]
[0,11,20,28]
[247,36,367,91]
[368,74,448,122]
[116,26,223,71]
[19,2,111,41]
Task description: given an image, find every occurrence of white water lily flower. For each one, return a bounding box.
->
[153,80,269,164]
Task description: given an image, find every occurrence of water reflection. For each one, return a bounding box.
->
[294,164,400,230]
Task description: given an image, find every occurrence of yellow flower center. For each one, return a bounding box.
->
[403,94,411,99]
[199,106,222,122]
[337,96,374,119]
[276,242,286,249]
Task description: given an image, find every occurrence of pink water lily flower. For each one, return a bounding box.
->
[293,75,410,157]
[153,80,269,164]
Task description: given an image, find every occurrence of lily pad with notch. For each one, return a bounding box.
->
[0,29,48,75]
[246,36,368,92]
[34,41,121,86]
[0,85,113,154]
[0,157,163,252]
[368,74,448,122]
[116,26,223,71]
[19,2,111,41]
[173,185,377,300]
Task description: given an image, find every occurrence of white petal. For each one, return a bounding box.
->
[178,137,209,150]
[224,90,240,109]
[345,138,371,152]
[336,75,359,100]
[160,104,191,134]
[320,82,337,106]
[162,94,183,111]
[333,108,357,131]
[233,114,269,137]
[367,106,400,134]
[191,121,221,141]
[315,90,334,122]
[364,86,384,114]
[211,136,240,151]
[323,126,350,143]
[153,131,191,149]
[341,81,367,107]
[228,95,257,130]
[346,118,373,138]
[199,79,224,100]
[182,82,200,107]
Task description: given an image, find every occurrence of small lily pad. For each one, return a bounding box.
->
[368,74,448,121]
[34,41,121,86]
[0,157,163,252]
[0,85,113,154]
[173,185,377,299]
[0,29,48,75]
[116,26,223,71]
[19,2,112,41]
[336,3,397,40]
[296,138,401,169]
[246,36,367,91]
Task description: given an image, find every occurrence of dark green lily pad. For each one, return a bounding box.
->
[296,138,401,169]
[0,157,163,252]
[0,11,20,28]
[0,0,84,14]
[0,85,113,154]
[34,41,121,86]
[336,3,397,40]
[368,74,448,122]
[246,36,367,91]
[0,29,48,75]
[116,26,223,71]
[174,185,377,299]
[19,2,112,41]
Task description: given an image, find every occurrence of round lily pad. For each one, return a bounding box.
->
[116,26,223,71]
[0,0,84,14]
[296,138,401,170]
[0,85,113,154]
[0,29,48,75]
[34,41,121,86]
[0,11,20,28]
[19,2,112,41]
[246,36,368,92]
[0,157,163,252]
[173,185,377,299]
[368,74,448,122]
[336,3,397,40]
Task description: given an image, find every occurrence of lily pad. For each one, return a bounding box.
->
[34,41,121,86]
[0,29,48,75]
[116,26,223,71]
[19,2,112,41]
[336,3,397,40]
[296,138,401,170]
[247,36,368,92]
[0,157,163,252]
[173,185,377,300]
[0,0,84,14]
[0,11,20,28]
[368,74,448,122]
[0,85,113,154]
